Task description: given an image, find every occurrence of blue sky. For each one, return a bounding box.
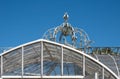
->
[0,0,120,47]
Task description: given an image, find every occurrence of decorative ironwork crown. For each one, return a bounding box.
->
[43,13,92,48]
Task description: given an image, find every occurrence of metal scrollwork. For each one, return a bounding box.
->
[43,13,92,48]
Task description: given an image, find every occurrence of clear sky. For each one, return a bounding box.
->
[0,0,120,47]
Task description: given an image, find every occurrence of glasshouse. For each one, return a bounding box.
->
[0,13,120,79]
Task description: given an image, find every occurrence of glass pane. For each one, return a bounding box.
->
[3,48,22,76]
[104,69,117,79]
[63,48,83,76]
[85,57,102,79]
[24,42,41,76]
[43,42,61,76]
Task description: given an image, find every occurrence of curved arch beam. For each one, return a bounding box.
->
[109,54,120,76]
[0,39,119,79]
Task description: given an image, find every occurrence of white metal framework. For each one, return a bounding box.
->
[0,13,119,79]
[0,39,119,79]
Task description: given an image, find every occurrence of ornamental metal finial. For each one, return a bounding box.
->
[63,12,69,22]
[43,13,92,49]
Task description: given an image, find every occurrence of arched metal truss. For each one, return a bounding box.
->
[0,39,119,79]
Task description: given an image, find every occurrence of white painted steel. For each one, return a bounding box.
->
[109,54,120,76]
[41,41,43,76]
[83,55,85,76]
[102,68,104,79]
[42,39,119,79]
[95,72,98,79]
[0,39,119,79]
[2,76,84,79]
[22,46,24,77]
[1,56,3,79]
[61,47,63,76]
[94,54,99,60]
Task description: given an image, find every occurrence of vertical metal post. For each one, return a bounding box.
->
[22,46,24,78]
[83,55,85,77]
[83,45,86,77]
[95,72,98,79]
[61,47,63,76]
[1,55,3,79]
[102,68,104,79]
[41,41,43,77]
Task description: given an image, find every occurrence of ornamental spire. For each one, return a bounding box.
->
[63,12,69,23]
